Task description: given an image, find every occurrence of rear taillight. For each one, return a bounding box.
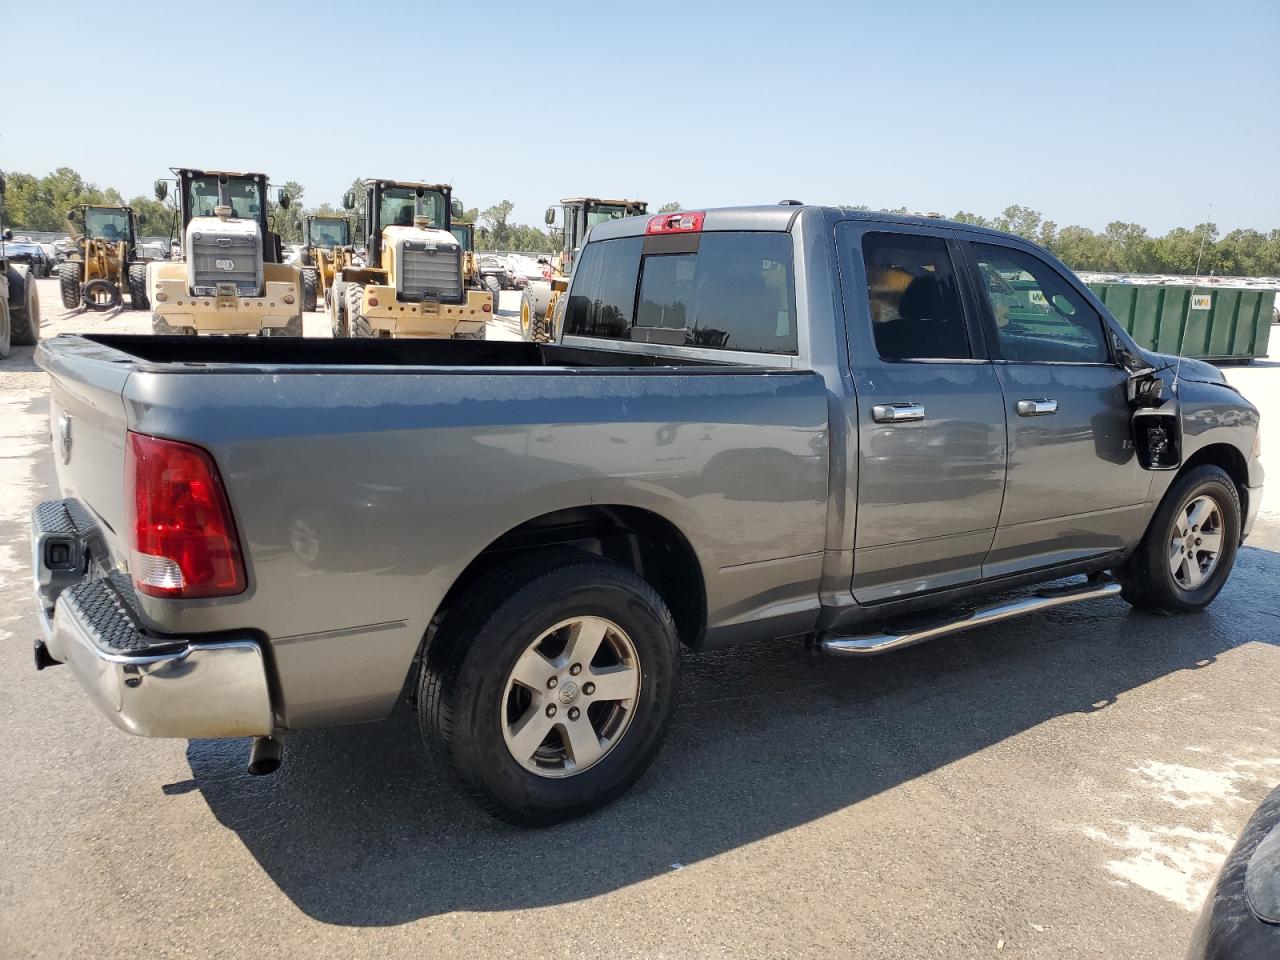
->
[126,432,245,599]
[645,211,704,235]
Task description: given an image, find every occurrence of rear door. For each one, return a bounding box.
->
[959,238,1151,576]
[835,221,1008,603]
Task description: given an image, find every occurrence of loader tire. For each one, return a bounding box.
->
[0,297,10,358]
[59,261,82,309]
[8,266,40,346]
[484,275,502,313]
[347,285,371,338]
[128,263,150,311]
[301,267,318,312]
[81,278,121,311]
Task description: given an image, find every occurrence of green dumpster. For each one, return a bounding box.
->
[1087,282,1275,361]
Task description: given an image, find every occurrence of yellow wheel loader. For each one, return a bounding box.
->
[147,169,303,336]
[299,215,354,313]
[330,179,493,340]
[451,221,503,314]
[519,197,648,342]
[59,205,150,311]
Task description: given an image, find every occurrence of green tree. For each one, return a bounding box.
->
[657,201,682,213]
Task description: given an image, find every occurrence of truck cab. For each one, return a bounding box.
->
[147,168,303,336]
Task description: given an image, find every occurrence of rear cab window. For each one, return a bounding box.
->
[564,230,798,355]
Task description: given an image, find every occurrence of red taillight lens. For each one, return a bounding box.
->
[645,211,704,235]
[126,432,245,599]
[482,301,492,313]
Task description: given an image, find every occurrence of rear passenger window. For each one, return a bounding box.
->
[564,232,798,355]
[970,243,1109,363]
[861,233,971,360]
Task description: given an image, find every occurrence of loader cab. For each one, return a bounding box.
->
[170,169,283,263]
[76,205,140,260]
[550,198,648,275]
[304,216,351,250]
[345,180,464,270]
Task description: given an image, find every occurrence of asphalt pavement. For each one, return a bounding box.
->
[1,280,1278,959]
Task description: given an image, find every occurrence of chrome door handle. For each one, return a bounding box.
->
[872,402,926,424]
[1016,399,1059,417]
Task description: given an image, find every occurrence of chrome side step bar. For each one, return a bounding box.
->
[820,579,1122,657]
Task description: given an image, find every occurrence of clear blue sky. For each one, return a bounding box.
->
[4,0,1277,233]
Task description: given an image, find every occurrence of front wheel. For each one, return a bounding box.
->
[1115,465,1241,615]
[419,551,681,826]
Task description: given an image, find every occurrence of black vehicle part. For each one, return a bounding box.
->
[127,263,150,311]
[419,550,680,826]
[81,278,121,311]
[1115,464,1240,615]
[7,266,40,345]
[59,261,82,309]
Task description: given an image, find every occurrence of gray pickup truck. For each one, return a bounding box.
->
[30,206,1263,825]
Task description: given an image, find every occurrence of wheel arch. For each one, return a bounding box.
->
[1177,442,1250,527]
[426,504,707,657]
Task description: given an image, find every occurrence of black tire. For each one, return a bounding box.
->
[0,297,11,359]
[1115,464,1241,615]
[127,263,150,311]
[81,278,121,311]
[420,550,681,826]
[59,261,82,309]
[301,267,318,313]
[347,285,371,338]
[7,266,39,346]
[327,286,348,338]
[484,275,502,314]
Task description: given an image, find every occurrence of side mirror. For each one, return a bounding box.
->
[1,228,11,242]
[154,179,168,202]
[450,199,464,220]
[138,213,148,226]
[278,190,292,210]
[544,206,556,226]
[342,191,356,211]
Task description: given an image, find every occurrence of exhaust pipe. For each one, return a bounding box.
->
[247,736,283,776]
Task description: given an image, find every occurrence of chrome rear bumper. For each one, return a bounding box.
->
[31,499,274,739]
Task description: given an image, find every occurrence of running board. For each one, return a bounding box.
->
[820,579,1122,657]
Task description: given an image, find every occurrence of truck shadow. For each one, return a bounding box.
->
[189,543,1280,927]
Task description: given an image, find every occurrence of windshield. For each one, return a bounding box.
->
[378,186,446,231]
[84,208,130,240]
[451,226,473,251]
[187,176,264,220]
[585,204,636,231]
[307,218,349,248]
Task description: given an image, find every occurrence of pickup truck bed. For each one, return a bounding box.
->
[37,332,830,734]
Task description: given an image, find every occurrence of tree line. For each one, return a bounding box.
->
[4,169,1278,275]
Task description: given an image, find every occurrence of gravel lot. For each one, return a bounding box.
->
[2,279,1278,959]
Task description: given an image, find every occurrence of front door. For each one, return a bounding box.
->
[837,223,1008,603]
[960,238,1152,577]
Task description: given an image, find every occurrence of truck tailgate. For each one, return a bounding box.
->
[38,336,134,567]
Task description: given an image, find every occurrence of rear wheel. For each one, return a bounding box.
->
[484,276,502,314]
[1115,465,1241,615]
[127,263,150,311]
[419,551,680,826]
[7,267,39,346]
[59,261,82,309]
[301,267,318,312]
